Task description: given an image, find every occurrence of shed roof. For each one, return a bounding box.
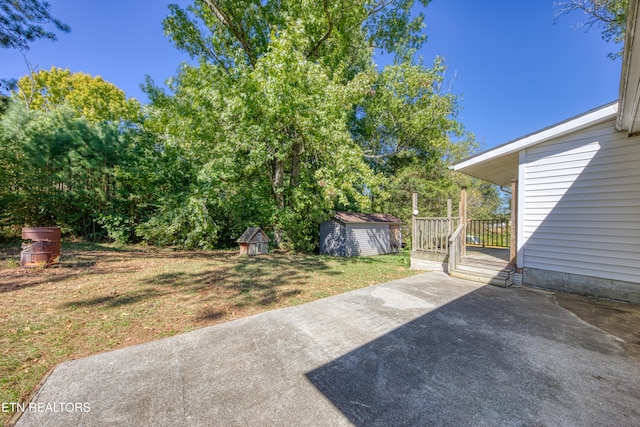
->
[236,227,270,243]
[333,212,402,224]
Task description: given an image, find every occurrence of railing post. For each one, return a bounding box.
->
[446,199,452,252]
[449,240,455,273]
[412,191,418,252]
[460,186,467,257]
[510,179,518,266]
[448,222,464,274]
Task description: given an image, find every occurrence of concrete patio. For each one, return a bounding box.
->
[12,271,640,426]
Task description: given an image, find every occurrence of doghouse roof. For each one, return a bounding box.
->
[237,227,270,243]
[333,212,402,225]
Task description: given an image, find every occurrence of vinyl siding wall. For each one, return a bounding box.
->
[319,220,345,256]
[522,118,640,283]
[345,224,392,256]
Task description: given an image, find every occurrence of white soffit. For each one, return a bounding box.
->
[451,103,618,187]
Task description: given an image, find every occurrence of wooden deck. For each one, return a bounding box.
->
[464,246,510,264]
[410,245,518,286]
[460,246,512,269]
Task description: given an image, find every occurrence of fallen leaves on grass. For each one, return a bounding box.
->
[0,243,417,424]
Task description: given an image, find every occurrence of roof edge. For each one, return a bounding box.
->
[236,227,270,243]
[451,102,618,171]
[617,0,640,133]
[332,212,402,224]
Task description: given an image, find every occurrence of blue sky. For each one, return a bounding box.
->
[0,0,622,151]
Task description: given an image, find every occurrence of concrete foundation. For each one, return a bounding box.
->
[524,267,640,304]
[410,251,447,272]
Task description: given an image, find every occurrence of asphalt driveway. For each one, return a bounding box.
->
[12,271,640,426]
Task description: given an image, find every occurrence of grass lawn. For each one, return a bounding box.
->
[0,241,419,424]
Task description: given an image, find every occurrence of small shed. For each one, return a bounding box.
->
[320,212,402,257]
[237,227,270,255]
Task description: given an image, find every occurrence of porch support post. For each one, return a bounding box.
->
[412,191,418,252]
[460,186,467,257]
[510,179,518,266]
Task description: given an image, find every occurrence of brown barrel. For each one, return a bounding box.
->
[22,227,62,241]
[21,227,61,268]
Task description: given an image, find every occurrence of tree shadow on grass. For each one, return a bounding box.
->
[56,254,328,312]
[47,249,406,315]
[195,288,305,322]
[197,309,226,322]
[62,288,162,308]
[0,252,140,293]
[0,246,227,294]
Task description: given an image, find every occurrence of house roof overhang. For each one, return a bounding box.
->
[450,103,618,187]
[617,0,640,135]
[452,0,640,186]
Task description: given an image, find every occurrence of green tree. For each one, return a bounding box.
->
[348,57,478,226]
[0,93,8,113]
[143,35,378,250]
[0,76,161,242]
[15,67,141,123]
[1,70,150,240]
[555,0,628,59]
[110,131,200,246]
[0,0,69,50]
[0,99,180,242]
[164,0,429,72]
[150,0,435,250]
[0,101,124,234]
[352,59,460,172]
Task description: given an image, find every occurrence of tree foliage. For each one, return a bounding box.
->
[1,1,493,251]
[16,67,141,123]
[348,56,476,225]
[146,0,480,251]
[0,102,123,235]
[0,0,69,50]
[351,58,464,174]
[555,0,628,59]
[143,33,379,249]
[163,0,430,72]
[0,70,163,242]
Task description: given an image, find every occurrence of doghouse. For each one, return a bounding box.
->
[237,227,270,255]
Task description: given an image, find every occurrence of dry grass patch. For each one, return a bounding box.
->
[0,242,418,423]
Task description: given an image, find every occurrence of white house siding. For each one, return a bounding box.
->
[345,224,391,256]
[522,118,640,285]
[319,220,345,256]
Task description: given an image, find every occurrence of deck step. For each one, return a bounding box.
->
[460,257,512,270]
[456,263,512,277]
[451,264,514,288]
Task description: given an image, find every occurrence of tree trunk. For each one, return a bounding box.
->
[272,158,285,246]
[290,140,302,190]
[272,158,285,209]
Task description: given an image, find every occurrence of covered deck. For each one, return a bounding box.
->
[410,190,519,287]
